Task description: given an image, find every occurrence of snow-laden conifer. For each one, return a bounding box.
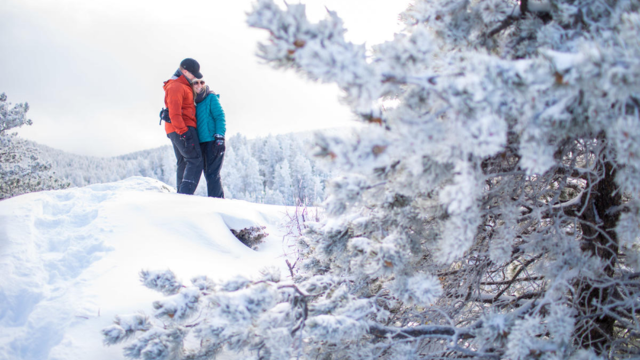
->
[0,93,68,199]
[244,0,640,357]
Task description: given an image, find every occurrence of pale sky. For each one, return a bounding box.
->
[0,0,409,157]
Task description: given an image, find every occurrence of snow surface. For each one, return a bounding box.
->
[0,177,297,360]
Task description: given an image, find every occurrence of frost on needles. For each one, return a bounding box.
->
[105,0,640,358]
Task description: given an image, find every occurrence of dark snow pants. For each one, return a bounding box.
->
[200,140,225,198]
[167,127,203,195]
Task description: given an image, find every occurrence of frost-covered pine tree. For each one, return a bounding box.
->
[236,144,264,202]
[275,159,294,204]
[0,93,68,199]
[258,135,285,189]
[291,154,314,205]
[104,0,640,358]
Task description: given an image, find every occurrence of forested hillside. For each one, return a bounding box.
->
[32,132,333,206]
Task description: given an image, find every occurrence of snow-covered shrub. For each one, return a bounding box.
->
[106,0,640,358]
[0,93,68,199]
[231,226,269,250]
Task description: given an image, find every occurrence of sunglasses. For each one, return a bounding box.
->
[193,80,205,85]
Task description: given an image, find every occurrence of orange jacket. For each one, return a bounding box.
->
[163,75,196,135]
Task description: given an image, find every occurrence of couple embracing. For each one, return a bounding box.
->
[163,58,226,198]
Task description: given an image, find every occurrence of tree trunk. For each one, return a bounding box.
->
[576,145,621,354]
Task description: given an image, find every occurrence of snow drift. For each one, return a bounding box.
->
[0,177,295,360]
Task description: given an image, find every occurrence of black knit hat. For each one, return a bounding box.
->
[180,58,203,79]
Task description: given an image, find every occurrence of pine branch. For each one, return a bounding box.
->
[486,1,552,37]
[492,255,543,302]
[368,323,475,340]
[481,276,544,286]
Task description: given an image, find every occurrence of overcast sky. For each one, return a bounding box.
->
[0,0,409,157]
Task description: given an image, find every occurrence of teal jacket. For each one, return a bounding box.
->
[196,93,226,142]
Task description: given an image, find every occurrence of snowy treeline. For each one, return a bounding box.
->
[223,133,331,205]
[0,93,68,199]
[106,0,640,359]
[33,142,175,190]
[34,132,331,206]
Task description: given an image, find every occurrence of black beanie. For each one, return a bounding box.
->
[180,58,203,79]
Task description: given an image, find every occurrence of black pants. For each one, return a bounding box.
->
[167,127,203,195]
[200,141,225,198]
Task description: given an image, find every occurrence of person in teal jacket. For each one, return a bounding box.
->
[193,79,226,198]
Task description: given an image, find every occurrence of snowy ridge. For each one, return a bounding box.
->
[0,177,295,360]
[28,131,335,206]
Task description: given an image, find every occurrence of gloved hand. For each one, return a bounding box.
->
[159,108,171,124]
[214,134,224,147]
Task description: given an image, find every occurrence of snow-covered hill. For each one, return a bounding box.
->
[0,177,296,360]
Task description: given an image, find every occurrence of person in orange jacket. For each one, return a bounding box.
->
[163,58,204,194]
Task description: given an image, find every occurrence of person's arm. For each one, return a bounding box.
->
[209,94,226,137]
[166,84,188,135]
